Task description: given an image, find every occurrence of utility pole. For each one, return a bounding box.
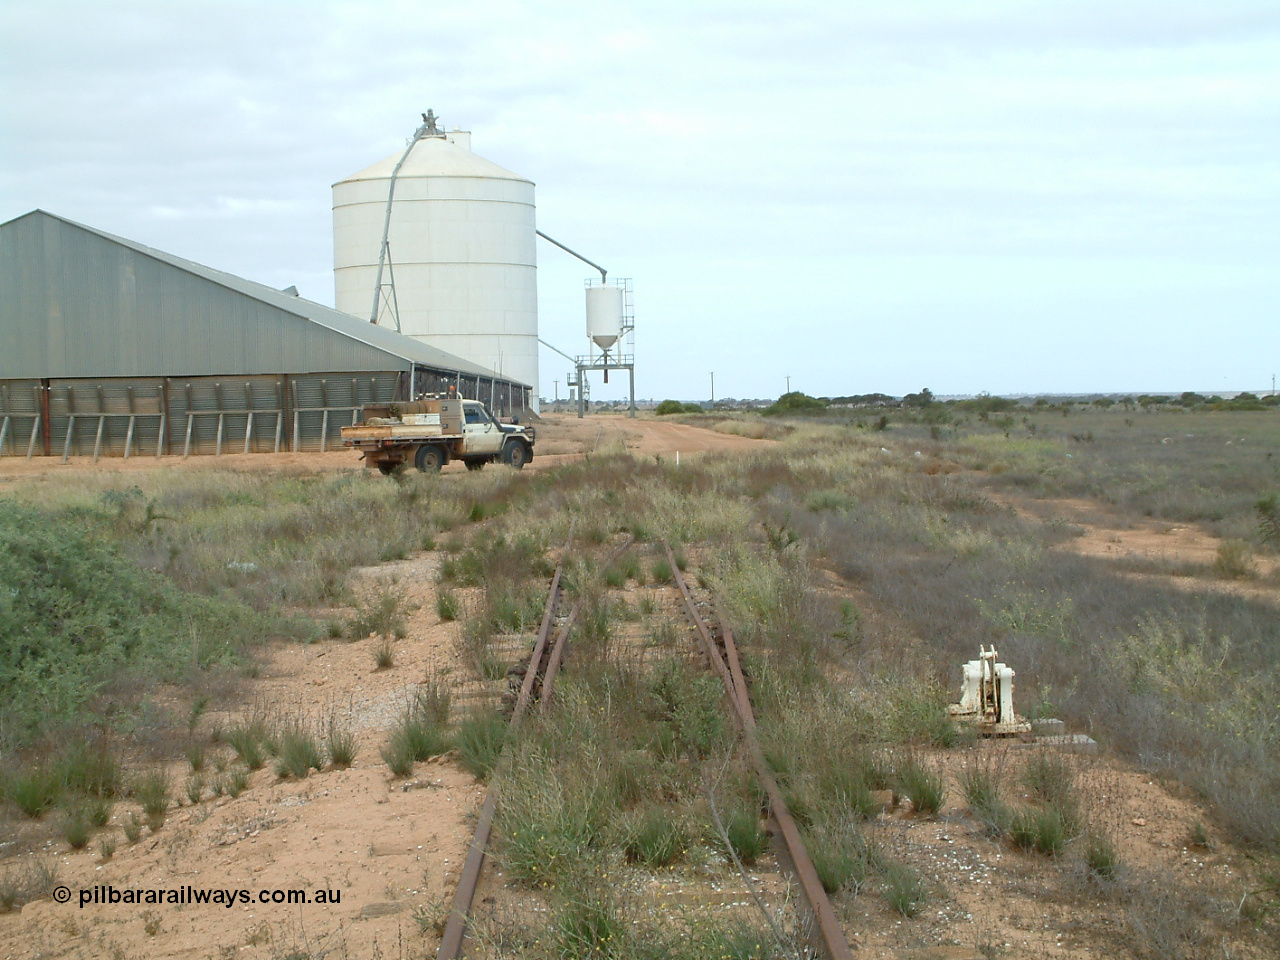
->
[553,381,559,407]
[785,375,791,395]
[710,372,715,405]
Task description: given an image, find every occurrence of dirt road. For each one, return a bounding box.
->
[0,415,773,479]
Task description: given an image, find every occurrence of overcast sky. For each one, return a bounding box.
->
[3,1,1277,401]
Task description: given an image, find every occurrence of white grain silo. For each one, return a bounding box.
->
[332,113,538,406]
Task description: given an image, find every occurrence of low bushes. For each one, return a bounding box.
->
[382,686,454,777]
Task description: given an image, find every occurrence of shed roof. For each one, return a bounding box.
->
[0,210,526,385]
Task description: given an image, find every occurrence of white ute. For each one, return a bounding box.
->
[340,398,535,475]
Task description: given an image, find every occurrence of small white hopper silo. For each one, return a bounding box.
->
[332,115,538,404]
[586,284,624,353]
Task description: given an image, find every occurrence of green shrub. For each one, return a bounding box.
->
[1257,493,1280,546]
[56,740,121,797]
[224,767,249,799]
[1022,753,1075,808]
[348,580,413,639]
[486,582,544,633]
[958,761,1010,835]
[958,762,1001,813]
[555,884,627,959]
[122,812,143,844]
[498,762,608,888]
[611,751,658,808]
[722,805,768,866]
[273,720,324,780]
[61,807,92,849]
[381,736,417,778]
[763,392,826,416]
[184,775,204,805]
[820,760,883,821]
[807,817,870,894]
[455,710,507,780]
[133,770,168,824]
[673,675,728,759]
[0,501,271,739]
[414,677,452,725]
[1213,539,1255,580]
[624,805,687,867]
[0,858,58,913]
[1009,805,1070,856]
[223,720,270,770]
[183,741,206,773]
[325,714,357,769]
[373,639,395,670]
[656,400,701,416]
[6,766,61,818]
[85,795,112,828]
[1083,831,1120,880]
[895,756,945,816]
[436,588,460,622]
[649,558,673,583]
[881,860,924,917]
[382,694,452,777]
[605,553,642,588]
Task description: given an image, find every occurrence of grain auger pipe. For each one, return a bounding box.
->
[536,230,607,282]
[665,543,856,960]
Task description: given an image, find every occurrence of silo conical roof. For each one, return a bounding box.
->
[333,135,532,187]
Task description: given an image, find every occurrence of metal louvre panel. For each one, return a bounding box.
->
[43,379,163,459]
[3,370,405,457]
[291,373,400,452]
[0,380,41,456]
[168,376,284,456]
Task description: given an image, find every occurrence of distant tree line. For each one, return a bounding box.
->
[655,388,1278,418]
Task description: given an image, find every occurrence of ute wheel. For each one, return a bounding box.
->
[376,461,401,476]
[465,459,485,472]
[415,444,445,472]
[501,442,529,470]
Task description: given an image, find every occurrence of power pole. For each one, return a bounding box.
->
[785,375,791,395]
[710,372,715,405]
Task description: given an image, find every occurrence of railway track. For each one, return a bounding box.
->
[436,534,633,960]
[666,543,856,960]
[437,536,852,960]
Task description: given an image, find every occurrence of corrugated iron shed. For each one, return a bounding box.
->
[0,209,524,385]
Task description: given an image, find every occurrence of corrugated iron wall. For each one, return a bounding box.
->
[1,368,531,459]
[0,373,404,458]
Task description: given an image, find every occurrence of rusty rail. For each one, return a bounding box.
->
[436,534,634,960]
[665,543,856,960]
[436,540,568,960]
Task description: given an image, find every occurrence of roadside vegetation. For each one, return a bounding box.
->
[1,403,1277,955]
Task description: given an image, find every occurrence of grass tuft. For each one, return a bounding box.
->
[436,587,460,622]
[808,816,871,894]
[325,712,358,769]
[274,719,324,780]
[722,804,768,866]
[895,754,945,816]
[132,770,168,825]
[455,710,507,781]
[6,766,61,818]
[881,859,925,917]
[623,805,687,868]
